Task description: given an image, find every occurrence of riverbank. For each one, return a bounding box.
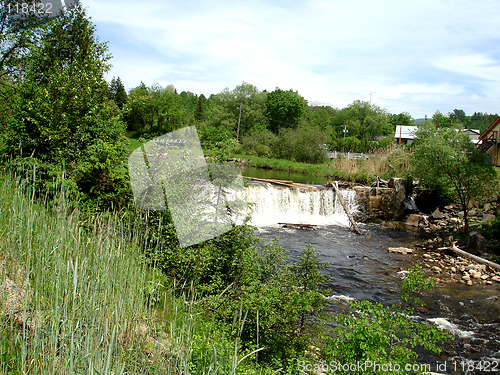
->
[206,148,412,185]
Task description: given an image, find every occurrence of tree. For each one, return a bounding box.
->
[412,122,497,232]
[2,2,129,209]
[265,88,307,133]
[108,76,128,109]
[209,82,267,136]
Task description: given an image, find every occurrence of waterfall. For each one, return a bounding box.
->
[243,183,358,227]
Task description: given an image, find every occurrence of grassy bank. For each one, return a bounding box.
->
[0,173,252,374]
[217,147,412,184]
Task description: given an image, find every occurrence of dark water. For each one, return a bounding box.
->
[255,224,500,374]
[242,166,328,185]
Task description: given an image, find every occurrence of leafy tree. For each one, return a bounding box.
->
[389,112,413,128]
[265,88,307,133]
[338,100,391,140]
[210,82,267,136]
[2,2,128,209]
[412,122,498,231]
[273,125,327,163]
[108,76,128,109]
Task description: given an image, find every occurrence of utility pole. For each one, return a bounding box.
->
[236,102,243,141]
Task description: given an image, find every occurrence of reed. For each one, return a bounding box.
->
[0,172,256,374]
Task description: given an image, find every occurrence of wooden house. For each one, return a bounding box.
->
[478,116,500,167]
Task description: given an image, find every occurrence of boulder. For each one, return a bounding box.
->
[466,231,486,255]
[406,214,423,227]
[430,208,445,220]
[480,214,496,223]
[483,203,492,212]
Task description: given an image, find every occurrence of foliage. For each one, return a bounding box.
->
[240,128,277,157]
[209,82,267,137]
[108,76,128,109]
[412,122,498,231]
[321,266,451,374]
[273,125,327,163]
[265,88,307,133]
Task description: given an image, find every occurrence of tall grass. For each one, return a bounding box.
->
[0,173,258,374]
[225,146,413,183]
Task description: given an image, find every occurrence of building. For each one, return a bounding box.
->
[478,116,500,167]
[394,125,417,145]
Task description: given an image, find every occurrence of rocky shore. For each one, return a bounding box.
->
[394,201,500,286]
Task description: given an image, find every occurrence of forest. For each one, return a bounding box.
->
[1,2,499,374]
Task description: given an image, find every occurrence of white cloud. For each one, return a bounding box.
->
[84,0,500,118]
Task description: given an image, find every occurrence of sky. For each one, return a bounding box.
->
[82,0,500,119]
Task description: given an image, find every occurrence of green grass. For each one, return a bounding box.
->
[125,131,143,154]
[0,172,260,374]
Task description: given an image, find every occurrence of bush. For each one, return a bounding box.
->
[273,125,327,164]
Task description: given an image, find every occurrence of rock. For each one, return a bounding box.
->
[431,266,442,273]
[467,280,473,286]
[423,253,432,258]
[483,203,492,212]
[406,214,423,227]
[466,231,486,255]
[462,274,470,281]
[445,204,454,210]
[388,247,413,254]
[449,217,461,224]
[491,276,500,282]
[480,214,496,223]
[450,266,457,273]
[458,211,464,218]
[431,208,445,220]
[481,274,489,280]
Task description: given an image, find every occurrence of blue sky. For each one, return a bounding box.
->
[83,0,500,119]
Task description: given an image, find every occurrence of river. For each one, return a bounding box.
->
[241,177,500,374]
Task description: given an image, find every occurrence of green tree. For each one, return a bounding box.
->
[412,122,497,231]
[2,2,128,209]
[265,88,307,133]
[210,82,267,136]
[108,76,128,109]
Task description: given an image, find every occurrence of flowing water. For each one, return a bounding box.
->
[243,181,500,374]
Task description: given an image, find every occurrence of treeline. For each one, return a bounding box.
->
[114,81,498,162]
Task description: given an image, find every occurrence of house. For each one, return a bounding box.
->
[478,116,500,167]
[394,125,417,145]
[463,129,481,144]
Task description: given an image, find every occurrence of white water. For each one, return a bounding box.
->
[243,183,358,227]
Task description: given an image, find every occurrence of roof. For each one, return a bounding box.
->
[394,125,418,139]
[479,116,500,140]
[464,129,480,135]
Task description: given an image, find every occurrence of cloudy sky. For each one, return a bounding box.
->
[83,0,500,119]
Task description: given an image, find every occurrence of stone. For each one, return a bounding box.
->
[406,214,423,227]
[431,266,442,273]
[480,214,496,223]
[423,253,432,258]
[466,231,486,255]
[431,208,445,220]
[491,276,500,282]
[457,211,464,218]
[449,217,461,224]
[462,274,470,281]
[481,274,489,280]
[445,204,454,210]
[467,280,473,286]
[450,267,457,273]
[388,247,413,254]
[483,203,492,212]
